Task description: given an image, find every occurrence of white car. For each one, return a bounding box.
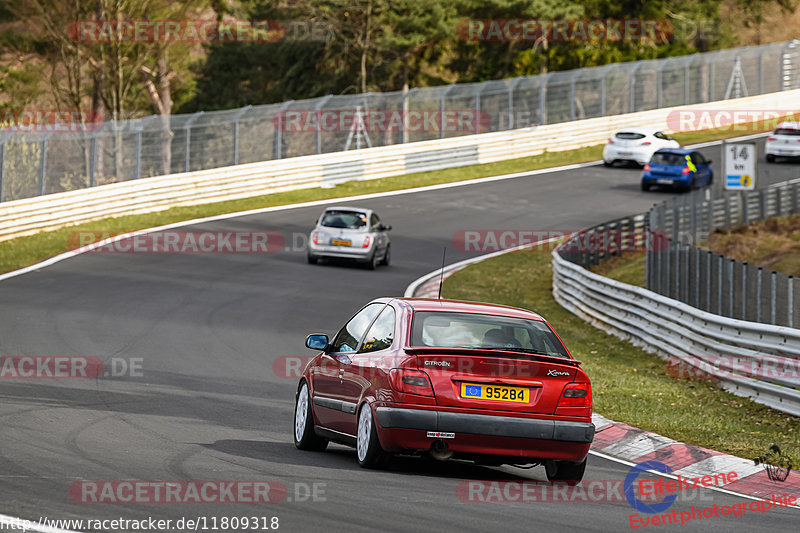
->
[765,122,800,162]
[307,206,391,269]
[603,127,680,167]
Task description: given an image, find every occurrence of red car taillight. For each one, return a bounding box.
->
[363,236,371,248]
[681,166,691,175]
[607,138,614,143]
[389,369,434,397]
[557,383,592,408]
[767,137,777,141]
[312,231,319,245]
[641,141,651,145]
[643,163,651,172]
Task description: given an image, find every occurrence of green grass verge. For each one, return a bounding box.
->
[442,249,800,464]
[0,115,784,276]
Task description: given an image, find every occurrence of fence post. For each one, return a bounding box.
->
[629,64,641,113]
[183,111,203,172]
[232,105,252,164]
[657,63,663,108]
[273,101,293,160]
[600,72,606,117]
[134,115,154,180]
[475,82,489,134]
[570,72,577,121]
[89,130,98,187]
[0,131,11,202]
[709,60,715,101]
[507,77,523,129]
[728,259,735,317]
[695,246,700,308]
[771,271,777,325]
[539,73,551,125]
[756,267,763,323]
[717,254,723,315]
[742,263,748,320]
[793,182,799,214]
[759,51,764,94]
[674,243,680,300]
[758,190,766,220]
[439,85,455,139]
[706,250,712,312]
[789,276,794,328]
[38,133,53,196]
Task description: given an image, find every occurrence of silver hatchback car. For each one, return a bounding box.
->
[307,206,391,269]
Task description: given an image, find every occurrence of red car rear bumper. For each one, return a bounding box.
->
[373,406,593,462]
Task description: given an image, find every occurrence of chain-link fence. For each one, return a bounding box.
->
[646,177,800,328]
[2,40,799,203]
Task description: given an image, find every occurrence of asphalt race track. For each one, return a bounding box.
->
[1,138,798,532]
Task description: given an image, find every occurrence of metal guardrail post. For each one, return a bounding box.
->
[183,111,203,172]
[793,183,799,214]
[789,276,795,328]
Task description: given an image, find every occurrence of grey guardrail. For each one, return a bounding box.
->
[552,244,800,417]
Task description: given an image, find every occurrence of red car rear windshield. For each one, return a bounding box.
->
[410,311,570,358]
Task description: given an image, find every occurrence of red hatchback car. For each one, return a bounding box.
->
[293,298,594,482]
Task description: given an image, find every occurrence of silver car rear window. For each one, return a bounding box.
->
[615,132,646,140]
[321,211,368,229]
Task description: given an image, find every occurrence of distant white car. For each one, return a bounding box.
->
[602,127,680,167]
[307,206,391,269]
[765,122,800,162]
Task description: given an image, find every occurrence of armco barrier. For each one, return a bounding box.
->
[552,242,800,417]
[2,89,800,242]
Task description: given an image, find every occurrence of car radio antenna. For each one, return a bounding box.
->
[437,247,446,299]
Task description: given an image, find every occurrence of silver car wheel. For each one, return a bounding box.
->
[295,383,310,443]
[357,405,372,462]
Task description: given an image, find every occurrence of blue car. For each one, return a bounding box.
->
[641,148,713,191]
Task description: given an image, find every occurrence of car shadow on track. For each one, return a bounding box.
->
[203,439,541,481]
[205,439,544,481]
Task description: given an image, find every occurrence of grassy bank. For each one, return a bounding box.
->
[442,249,800,464]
